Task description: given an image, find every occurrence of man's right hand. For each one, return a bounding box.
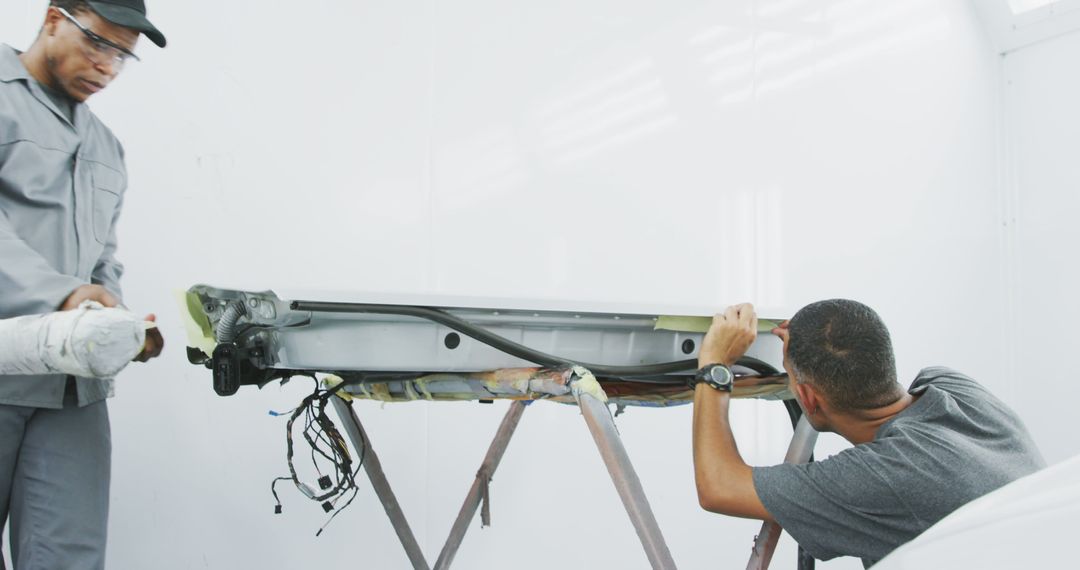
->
[699,303,758,368]
[60,284,119,311]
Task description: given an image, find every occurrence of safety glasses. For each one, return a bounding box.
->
[55,7,139,72]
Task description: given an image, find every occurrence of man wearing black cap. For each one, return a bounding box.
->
[0,1,166,568]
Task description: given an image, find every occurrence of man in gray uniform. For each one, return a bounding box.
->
[0,1,165,567]
[690,300,1045,568]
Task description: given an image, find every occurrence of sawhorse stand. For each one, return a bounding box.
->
[328,372,818,569]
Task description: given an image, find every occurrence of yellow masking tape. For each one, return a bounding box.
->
[569,366,608,403]
[323,375,354,402]
[415,378,435,401]
[654,315,782,334]
[174,289,217,356]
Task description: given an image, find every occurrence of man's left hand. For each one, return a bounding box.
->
[135,314,164,362]
[698,303,758,368]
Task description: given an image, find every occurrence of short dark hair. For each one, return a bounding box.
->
[787,299,902,411]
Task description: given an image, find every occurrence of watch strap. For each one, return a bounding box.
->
[692,363,734,392]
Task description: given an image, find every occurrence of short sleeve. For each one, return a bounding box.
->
[752,448,913,564]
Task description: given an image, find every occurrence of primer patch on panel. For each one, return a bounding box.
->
[176,289,217,356]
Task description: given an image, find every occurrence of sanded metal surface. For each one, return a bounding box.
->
[188,286,710,375]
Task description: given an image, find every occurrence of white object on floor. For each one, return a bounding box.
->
[873,452,1080,569]
[0,301,151,378]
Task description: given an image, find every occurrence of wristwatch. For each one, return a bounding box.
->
[692,363,734,392]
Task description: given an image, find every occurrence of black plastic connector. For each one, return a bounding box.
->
[212,343,241,396]
[321,501,334,513]
[318,475,332,490]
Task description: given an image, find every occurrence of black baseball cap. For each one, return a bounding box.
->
[86,0,166,48]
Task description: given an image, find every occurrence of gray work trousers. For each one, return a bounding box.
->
[0,381,110,570]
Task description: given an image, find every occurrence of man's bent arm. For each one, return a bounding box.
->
[692,302,773,520]
[0,208,85,317]
[692,383,772,520]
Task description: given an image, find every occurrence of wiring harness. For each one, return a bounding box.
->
[271,379,364,536]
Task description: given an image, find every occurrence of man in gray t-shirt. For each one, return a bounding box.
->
[690,300,1045,568]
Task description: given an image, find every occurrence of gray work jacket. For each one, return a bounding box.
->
[0,44,126,408]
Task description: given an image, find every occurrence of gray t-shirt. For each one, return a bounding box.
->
[752,367,1045,568]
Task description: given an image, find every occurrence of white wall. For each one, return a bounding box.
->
[1001,28,1080,466]
[0,1,1018,568]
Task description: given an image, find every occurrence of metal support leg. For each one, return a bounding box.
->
[331,396,431,570]
[434,400,529,570]
[574,388,678,570]
[746,415,819,570]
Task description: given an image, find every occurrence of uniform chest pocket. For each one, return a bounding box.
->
[90,165,124,245]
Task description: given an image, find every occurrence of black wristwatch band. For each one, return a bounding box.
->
[691,363,734,392]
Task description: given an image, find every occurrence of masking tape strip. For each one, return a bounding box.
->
[655,315,782,334]
[568,366,608,403]
[175,289,217,357]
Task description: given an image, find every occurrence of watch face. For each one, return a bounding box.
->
[708,365,733,388]
[694,364,733,391]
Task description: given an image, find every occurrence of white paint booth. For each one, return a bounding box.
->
[1,0,1078,568]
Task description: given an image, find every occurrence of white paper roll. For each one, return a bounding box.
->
[0,301,150,378]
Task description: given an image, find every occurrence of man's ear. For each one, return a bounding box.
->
[43,7,62,36]
[793,382,820,416]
